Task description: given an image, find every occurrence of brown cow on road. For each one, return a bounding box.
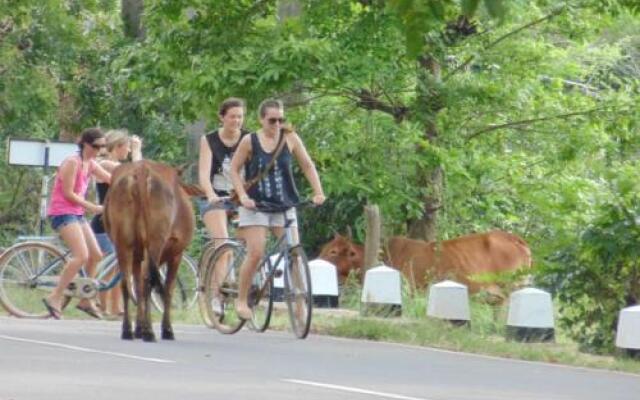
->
[319,230,532,297]
[104,160,203,342]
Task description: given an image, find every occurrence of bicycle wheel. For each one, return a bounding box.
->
[197,243,218,328]
[284,245,313,339]
[151,254,199,312]
[0,242,69,318]
[248,256,275,333]
[203,242,247,334]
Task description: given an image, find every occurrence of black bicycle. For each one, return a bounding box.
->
[198,201,314,339]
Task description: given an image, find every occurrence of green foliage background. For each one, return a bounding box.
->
[1,0,639,353]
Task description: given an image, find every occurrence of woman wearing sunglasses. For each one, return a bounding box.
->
[230,98,326,320]
[43,127,112,320]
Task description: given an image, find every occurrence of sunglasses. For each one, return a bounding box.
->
[267,117,286,125]
[91,143,106,150]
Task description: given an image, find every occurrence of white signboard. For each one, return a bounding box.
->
[7,139,78,167]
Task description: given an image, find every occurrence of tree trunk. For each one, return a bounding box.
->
[122,0,144,39]
[184,119,207,182]
[363,204,381,271]
[57,88,78,141]
[407,55,444,242]
[278,0,301,19]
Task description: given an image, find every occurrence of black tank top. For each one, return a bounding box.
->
[205,129,247,195]
[90,182,110,234]
[245,132,299,211]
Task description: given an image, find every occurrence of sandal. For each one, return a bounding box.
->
[76,303,103,320]
[42,298,62,320]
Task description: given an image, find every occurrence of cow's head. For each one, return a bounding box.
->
[318,232,365,281]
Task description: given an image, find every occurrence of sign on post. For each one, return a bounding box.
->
[8,138,78,167]
[7,138,79,235]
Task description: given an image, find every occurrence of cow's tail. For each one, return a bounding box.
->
[134,164,165,296]
[135,163,160,294]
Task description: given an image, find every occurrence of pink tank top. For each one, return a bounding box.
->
[47,154,96,216]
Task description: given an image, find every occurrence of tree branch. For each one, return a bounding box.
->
[444,6,566,81]
[466,106,612,141]
[349,88,410,123]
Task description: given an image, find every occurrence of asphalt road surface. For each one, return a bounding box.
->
[0,317,638,400]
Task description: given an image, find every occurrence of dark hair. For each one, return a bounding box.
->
[218,97,245,117]
[77,127,104,152]
[258,98,283,118]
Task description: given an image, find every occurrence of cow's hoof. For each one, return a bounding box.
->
[142,331,156,342]
[121,330,134,340]
[134,326,143,339]
[162,330,175,340]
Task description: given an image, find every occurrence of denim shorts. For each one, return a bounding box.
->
[95,232,114,255]
[197,197,236,218]
[50,214,86,231]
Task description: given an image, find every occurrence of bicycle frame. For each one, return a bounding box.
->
[11,242,122,297]
[250,211,298,304]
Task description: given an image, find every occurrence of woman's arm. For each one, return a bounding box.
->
[130,135,143,161]
[290,133,325,205]
[92,161,112,184]
[229,135,254,208]
[198,136,218,202]
[59,158,102,213]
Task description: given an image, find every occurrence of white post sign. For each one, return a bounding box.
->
[7,138,78,235]
[8,138,78,167]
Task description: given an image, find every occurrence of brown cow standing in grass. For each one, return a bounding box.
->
[104,160,202,342]
[319,230,532,298]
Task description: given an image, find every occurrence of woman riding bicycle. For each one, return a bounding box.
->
[229,98,325,321]
[198,97,248,243]
[43,128,112,319]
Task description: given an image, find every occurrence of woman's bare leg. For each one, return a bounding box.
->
[235,226,267,319]
[77,222,103,311]
[46,222,89,312]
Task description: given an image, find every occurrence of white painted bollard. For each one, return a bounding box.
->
[360,265,402,317]
[270,254,285,301]
[506,287,555,342]
[615,305,640,357]
[427,280,470,326]
[309,259,339,308]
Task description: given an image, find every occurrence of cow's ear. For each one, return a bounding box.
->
[175,163,190,177]
[180,182,206,197]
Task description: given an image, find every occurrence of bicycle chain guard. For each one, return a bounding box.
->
[64,278,99,299]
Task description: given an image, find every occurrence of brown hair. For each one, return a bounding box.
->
[258,98,283,118]
[218,97,245,117]
[77,127,104,153]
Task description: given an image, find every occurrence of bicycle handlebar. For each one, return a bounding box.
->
[253,200,315,213]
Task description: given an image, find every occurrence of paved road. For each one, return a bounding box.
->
[0,317,638,400]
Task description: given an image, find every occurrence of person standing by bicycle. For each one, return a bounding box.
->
[229,98,325,320]
[90,129,142,318]
[43,128,112,320]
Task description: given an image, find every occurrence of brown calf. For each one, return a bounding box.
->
[104,160,202,342]
[319,230,532,296]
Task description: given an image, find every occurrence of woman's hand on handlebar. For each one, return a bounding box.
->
[240,194,256,209]
[312,193,326,206]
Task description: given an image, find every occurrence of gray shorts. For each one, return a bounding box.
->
[238,207,297,228]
